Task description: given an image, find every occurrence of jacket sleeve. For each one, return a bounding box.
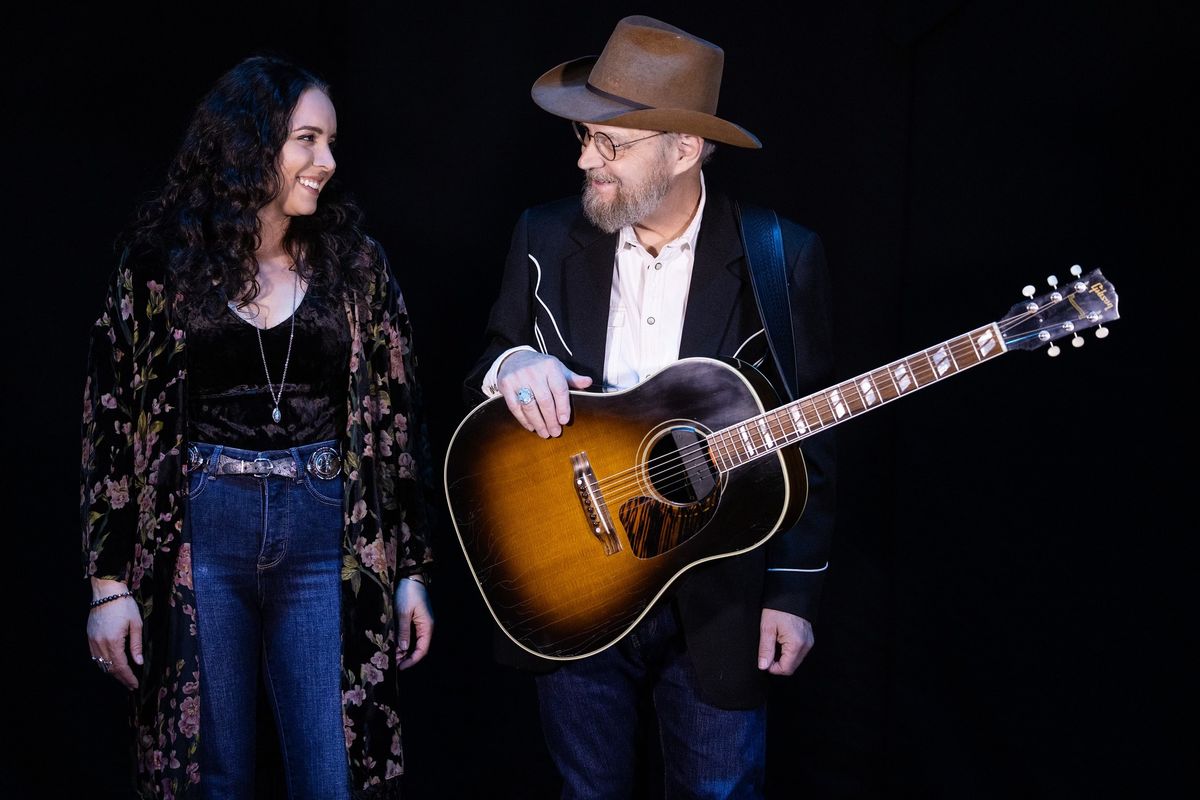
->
[763,229,837,622]
[463,209,536,407]
[80,263,143,584]
[372,247,435,579]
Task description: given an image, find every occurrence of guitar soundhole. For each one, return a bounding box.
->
[645,426,719,504]
[621,426,722,559]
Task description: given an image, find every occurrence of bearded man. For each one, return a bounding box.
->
[465,16,837,798]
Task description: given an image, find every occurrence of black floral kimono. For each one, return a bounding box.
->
[80,244,434,799]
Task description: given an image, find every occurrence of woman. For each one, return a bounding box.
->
[81,56,434,799]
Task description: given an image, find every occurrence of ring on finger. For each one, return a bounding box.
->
[92,655,113,673]
[515,386,535,405]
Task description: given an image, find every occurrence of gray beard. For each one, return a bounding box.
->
[581,160,672,234]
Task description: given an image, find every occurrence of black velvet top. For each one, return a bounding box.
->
[185,290,350,450]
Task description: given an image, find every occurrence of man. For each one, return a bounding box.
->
[466,15,836,798]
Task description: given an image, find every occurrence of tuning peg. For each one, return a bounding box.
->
[1045,276,1063,302]
[1047,343,1061,357]
[1070,266,1089,293]
[1084,310,1111,340]
[1021,285,1038,311]
[1072,333,1085,348]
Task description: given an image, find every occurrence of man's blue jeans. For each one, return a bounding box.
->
[188,440,349,800]
[536,602,766,799]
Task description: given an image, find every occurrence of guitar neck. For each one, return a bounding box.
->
[707,323,1007,470]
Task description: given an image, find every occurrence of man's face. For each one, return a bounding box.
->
[576,122,675,233]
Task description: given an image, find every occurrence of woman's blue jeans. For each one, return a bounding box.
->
[188,440,349,800]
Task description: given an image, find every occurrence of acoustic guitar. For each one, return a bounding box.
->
[445,268,1120,660]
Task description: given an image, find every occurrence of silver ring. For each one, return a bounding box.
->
[92,655,113,673]
[515,387,535,405]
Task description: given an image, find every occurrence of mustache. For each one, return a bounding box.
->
[584,170,619,185]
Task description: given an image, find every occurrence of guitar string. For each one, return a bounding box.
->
[592,311,1034,499]
[591,300,1068,503]
[593,328,1006,503]
[593,313,1044,503]
[593,331,995,503]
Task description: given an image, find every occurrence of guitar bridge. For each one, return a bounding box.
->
[571,452,620,556]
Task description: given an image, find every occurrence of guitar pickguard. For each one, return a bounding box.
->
[619,491,720,558]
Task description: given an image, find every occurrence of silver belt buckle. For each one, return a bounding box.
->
[251,456,274,477]
[187,444,206,473]
[307,447,342,480]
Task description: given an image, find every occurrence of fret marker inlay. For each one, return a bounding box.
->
[738,425,756,456]
[757,420,774,448]
[830,390,847,419]
[894,365,911,391]
[859,378,877,405]
[977,329,996,356]
[932,346,952,376]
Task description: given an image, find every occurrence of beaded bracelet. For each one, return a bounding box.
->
[90,591,134,609]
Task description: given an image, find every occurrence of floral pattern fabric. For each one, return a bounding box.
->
[81,243,434,799]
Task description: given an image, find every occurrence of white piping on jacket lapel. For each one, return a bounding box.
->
[529,254,574,356]
[733,327,767,367]
[768,562,830,573]
[732,328,765,358]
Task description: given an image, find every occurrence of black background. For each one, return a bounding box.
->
[9,1,1193,797]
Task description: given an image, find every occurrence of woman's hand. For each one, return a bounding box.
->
[86,579,143,690]
[394,576,433,670]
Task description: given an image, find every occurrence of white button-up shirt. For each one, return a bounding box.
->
[483,175,707,394]
[601,178,706,390]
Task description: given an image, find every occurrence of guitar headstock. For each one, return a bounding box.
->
[999,268,1120,354]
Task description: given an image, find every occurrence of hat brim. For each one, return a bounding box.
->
[531,57,762,149]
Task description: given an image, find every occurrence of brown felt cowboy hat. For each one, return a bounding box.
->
[531,15,761,149]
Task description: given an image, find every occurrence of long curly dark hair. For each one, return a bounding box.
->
[122,55,376,315]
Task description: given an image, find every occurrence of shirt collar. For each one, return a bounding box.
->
[618,172,707,256]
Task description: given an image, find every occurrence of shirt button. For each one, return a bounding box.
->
[654,262,662,270]
[647,317,656,325]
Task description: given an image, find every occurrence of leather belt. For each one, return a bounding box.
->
[188,445,342,480]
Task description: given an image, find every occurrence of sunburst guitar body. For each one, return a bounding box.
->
[445,358,804,660]
[446,269,1120,660]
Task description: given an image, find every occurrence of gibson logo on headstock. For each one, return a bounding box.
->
[1068,281,1115,318]
[1089,281,1115,310]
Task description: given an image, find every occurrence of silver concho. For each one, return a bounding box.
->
[307,447,343,480]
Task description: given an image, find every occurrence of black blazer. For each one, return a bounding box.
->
[465,191,836,708]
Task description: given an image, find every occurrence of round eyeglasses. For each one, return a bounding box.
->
[572,121,667,161]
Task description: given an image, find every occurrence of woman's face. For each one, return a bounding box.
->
[263,87,337,221]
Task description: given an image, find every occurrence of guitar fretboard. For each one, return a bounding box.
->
[707,323,1006,470]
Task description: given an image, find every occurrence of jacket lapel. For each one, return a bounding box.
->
[561,214,618,380]
[679,192,747,358]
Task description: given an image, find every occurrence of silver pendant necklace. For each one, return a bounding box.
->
[252,268,299,424]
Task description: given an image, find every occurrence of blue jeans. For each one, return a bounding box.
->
[188,440,349,800]
[536,603,766,799]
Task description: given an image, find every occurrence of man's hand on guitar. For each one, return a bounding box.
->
[497,351,593,438]
[758,609,814,676]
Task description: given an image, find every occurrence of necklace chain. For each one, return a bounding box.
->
[251,268,299,424]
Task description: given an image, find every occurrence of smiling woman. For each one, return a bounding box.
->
[79,56,435,799]
[264,87,338,221]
